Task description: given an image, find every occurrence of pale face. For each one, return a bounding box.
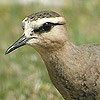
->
[5,14,67,54]
[22,17,67,51]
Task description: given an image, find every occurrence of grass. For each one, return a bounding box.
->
[0,1,100,100]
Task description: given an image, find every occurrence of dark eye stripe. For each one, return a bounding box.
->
[33,22,63,33]
[34,25,45,33]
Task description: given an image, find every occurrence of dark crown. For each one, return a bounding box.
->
[27,11,61,21]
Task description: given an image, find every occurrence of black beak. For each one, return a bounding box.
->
[5,34,29,54]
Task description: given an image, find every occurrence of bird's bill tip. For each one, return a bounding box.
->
[5,34,28,55]
[5,45,15,55]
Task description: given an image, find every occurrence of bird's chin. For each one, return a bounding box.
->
[26,38,39,47]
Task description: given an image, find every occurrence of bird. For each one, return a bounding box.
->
[5,10,100,100]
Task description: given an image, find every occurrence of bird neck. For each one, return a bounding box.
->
[41,41,77,63]
[40,42,79,99]
[40,40,78,72]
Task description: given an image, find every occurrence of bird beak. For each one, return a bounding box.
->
[5,34,30,54]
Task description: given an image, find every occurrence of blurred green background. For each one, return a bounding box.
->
[0,0,100,100]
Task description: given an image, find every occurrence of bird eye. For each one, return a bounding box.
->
[42,22,52,32]
[33,22,53,33]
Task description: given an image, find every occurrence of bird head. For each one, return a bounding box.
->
[5,11,67,54]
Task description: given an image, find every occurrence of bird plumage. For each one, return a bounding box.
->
[5,11,100,100]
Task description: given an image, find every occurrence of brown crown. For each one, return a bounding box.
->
[27,11,61,21]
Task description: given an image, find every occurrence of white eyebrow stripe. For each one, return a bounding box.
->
[30,17,66,29]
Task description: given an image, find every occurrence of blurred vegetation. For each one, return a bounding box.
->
[0,0,100,100]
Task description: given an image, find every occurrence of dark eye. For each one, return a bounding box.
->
[33,22,52,33]
[42,22,52,32]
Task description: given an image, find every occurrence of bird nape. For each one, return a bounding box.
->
[5,10,100,100]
